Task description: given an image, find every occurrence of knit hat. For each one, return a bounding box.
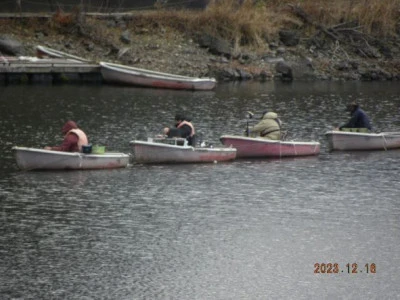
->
[174,114,184,122]
[346,102,358,112]
[62,120,78,134]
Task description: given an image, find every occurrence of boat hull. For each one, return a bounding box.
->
[325,131,400,151]
[100,62,216,91]
[13,147,130,171]
[130,140,236,164]
[219,135,320,158]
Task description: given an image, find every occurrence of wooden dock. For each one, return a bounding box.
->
[0,57,102,84]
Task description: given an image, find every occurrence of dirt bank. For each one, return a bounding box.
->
[1,10,400,82]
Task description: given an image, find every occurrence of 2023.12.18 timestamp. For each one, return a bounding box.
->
[314,263,376,274]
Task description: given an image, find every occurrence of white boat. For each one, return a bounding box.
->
[220,135,320,158]
[100,61,217,91]
[130,138,236,164]
[36,45,91,63]
[12,146,130,171]
[325,130,400,151]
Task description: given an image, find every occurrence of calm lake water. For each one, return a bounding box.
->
[0,81,400,299]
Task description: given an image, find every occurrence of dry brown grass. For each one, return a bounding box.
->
[272,0,400,36]
[354,0,399,35]
[127,0,285,47]
[198,0,279,45]
[3,0,397,55]
[124,0,399,49]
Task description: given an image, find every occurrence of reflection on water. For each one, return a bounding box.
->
[0,82,400,299]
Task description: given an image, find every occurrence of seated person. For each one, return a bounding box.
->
[163,114,196,146]
[338,102,372,131]
[44,120,89,152]
[247,111,281,140]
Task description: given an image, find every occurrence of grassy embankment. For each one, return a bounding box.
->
[124,0,400,49]
[3,0,399,47]
[1,0,399,76]
[128,0,400,76]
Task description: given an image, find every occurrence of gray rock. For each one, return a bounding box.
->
[275,58,317,81]
[118,21,127,29]
[120,30,131,44]
[218,67,240,81]
[240,53,256,61]
[359,67,392,81]
[342,72,361,80]
[0,35,25,56]
[219,57,229,64]
[259,70,272,80]
[197,33,232,57]
[35,32,45,40]
[238,69,252,80]
[107,20,117,28]
[349,61,359,70]
[197,33,213,48]
[276,47,286,55]
[209,38,231,57]
[379,45,393,59]
[269,42,279,50]
[275,61,293,81]
[335,61,351,71]
[85,42,94,52]
[279,30,300,47]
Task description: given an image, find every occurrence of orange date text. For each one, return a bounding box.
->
[314,263,376,274]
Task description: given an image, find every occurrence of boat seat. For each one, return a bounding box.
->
[153,137,188,146]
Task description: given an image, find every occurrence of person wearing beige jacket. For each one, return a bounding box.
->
[248,111,282,140]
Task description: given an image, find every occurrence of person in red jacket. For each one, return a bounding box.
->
[44,120,89,152]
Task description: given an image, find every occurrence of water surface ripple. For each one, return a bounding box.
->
[0,81,399,299]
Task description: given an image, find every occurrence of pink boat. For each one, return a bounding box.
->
[130,138,236,164]
[219,135,320,158]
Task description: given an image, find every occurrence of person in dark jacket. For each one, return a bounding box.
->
[163,114,196,146]
[339,103,372,131]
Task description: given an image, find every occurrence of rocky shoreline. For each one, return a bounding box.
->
[1,12,400,82]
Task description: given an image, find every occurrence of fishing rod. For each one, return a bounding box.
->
[246,111,254,137]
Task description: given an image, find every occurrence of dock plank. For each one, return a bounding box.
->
[0,57,102,84]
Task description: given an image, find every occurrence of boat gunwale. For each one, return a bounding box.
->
[130,140,236,152]
[325,130,400,137]
[12,146,130,158]
[220,135,320,146]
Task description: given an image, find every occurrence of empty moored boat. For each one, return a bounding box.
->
[100,61,217,91]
